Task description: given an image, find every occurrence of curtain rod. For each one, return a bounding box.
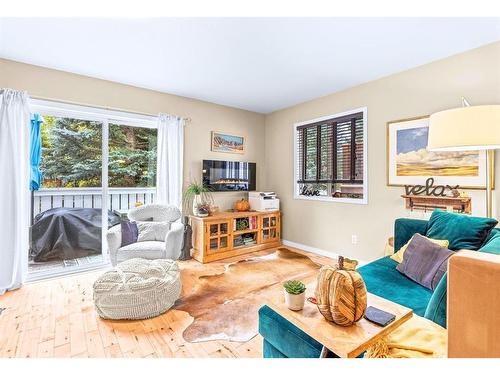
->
[30,94,192,122]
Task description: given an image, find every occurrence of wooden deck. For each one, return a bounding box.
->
[0,246,333,358]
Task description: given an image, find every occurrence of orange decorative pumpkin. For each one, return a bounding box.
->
[234,199,250,212]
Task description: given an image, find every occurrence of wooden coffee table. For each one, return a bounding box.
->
[264,277,413,358]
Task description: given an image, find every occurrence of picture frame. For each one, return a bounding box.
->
[386,116,494,190]
[211,131,245,154]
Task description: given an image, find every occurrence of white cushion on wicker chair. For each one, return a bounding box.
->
[115,241,165,264]
[93,258,181,320]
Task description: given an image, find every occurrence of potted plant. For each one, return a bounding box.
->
[283,280,306,311]
[183,181,213,217]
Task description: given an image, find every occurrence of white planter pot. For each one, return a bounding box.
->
[284,290,305,311]
[193,194,202,216]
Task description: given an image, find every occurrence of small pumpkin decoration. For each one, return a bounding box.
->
[234,198,250,212]
[315,256,367,326]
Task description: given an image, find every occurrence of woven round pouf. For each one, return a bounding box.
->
[93,258,181,320]
[315,257,367,326]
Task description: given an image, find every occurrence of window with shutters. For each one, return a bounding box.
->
[294,107,367,204]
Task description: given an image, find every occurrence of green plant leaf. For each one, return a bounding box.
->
[283,280,306,295]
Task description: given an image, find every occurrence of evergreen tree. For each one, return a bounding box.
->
[108,124,157,187]
[40,116,157,188]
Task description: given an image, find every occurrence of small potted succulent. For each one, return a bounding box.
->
[283,280,306,311]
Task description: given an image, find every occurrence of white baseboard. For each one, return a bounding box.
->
[282,239,368,266]
[282,239,339,259]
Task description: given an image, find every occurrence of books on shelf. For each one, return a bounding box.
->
[233,237,245,247]
[233,232,257,247]
[249,216,257,229]
[233,216,258,231]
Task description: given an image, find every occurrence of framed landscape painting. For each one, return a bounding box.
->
[387,116,492,189]
[211,131,245,154]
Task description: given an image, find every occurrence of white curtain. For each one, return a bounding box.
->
[156,113,184,209]
[0,89,31,295]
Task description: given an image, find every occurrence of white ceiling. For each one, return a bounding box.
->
[1,18,499,113]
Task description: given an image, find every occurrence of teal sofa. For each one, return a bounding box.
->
[259,212,500,358]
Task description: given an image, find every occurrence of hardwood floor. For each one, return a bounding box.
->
[0,246,331,358]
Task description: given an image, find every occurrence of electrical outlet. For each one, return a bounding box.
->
[351,235,358,245]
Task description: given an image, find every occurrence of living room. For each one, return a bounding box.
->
[1,2,500,373]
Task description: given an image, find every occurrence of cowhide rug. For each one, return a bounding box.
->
[173,248,320,343]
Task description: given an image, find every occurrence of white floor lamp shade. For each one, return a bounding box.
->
[428,105,500,151]
[428,105,500,217]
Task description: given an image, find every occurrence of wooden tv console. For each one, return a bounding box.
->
[190,210,281,263]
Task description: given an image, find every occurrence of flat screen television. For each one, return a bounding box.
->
[202,160,256,191]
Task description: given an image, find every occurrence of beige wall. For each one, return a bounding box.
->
[2,42,500,262]
[265,41,500,261]
[0,58,266,211]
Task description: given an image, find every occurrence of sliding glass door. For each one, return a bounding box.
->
[29,112,106,275]
[29,100,157,279]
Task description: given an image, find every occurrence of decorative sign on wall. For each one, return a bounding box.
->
[404,178,459,197]
[299,184,321,196]
[402,178,471,214]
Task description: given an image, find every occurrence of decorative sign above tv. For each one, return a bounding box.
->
[211,131,245,154]
[387,116,492,189]
[202,160,256,191]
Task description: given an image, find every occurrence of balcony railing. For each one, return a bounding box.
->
[32,187,156,218]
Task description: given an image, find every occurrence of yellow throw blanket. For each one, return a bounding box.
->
[365,315,447,358]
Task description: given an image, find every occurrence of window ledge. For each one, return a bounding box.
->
[293,194,368,205]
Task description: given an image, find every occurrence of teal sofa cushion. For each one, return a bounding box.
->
[425,210,497,250]
[482,227,500,246]
[424,273,448,328]
[479,230,500,255]
[358,256,433,316]
[394,218,428,252]
[258,305,324,358]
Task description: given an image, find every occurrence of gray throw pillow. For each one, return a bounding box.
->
[396,233,454,290]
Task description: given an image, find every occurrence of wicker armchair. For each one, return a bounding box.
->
[107,204,184,266]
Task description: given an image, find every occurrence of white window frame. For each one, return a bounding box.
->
[29,98,158,270]
[293,106,368,205]
[30,99,157,128]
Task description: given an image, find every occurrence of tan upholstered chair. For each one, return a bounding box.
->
[448,250,500,358]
